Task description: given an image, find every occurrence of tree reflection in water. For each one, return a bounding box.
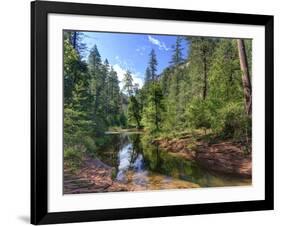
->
[96,133,251,190]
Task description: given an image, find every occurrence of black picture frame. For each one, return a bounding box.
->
[31,0,274,224]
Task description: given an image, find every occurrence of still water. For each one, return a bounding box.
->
[97,132,251,190]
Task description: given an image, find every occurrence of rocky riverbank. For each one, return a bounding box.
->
[64,156,128,194]
[64,154,199,194]
[152,134,196,160]
[196,142,251,178]
[152,135,251,178]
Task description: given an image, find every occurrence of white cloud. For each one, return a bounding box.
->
[113,64,125,83]
[113,64,144,91]
[133,73,144,89]
[114,56,134,71]
[148,35,169,51]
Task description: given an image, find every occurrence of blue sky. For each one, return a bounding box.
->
[81,31,189,89]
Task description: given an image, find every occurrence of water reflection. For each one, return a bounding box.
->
[96,133,251,189]
[116,143,133,181]
[133,154,144,171]
[115,135,148,184]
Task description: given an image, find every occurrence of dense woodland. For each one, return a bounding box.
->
[63,31,252,168]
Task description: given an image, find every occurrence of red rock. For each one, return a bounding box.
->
[195,142,252,178]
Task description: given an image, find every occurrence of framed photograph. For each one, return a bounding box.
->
[31,0,274,224]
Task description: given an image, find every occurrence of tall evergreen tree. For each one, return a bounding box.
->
[142,50,164,132]
[149,49,158,81]
[88,45,102,71]
[170,37,184,65]
[64,31,86,57]
[142,82,164,132]
[87,45,107,133]
[63,32,87,105]
[144,67,152,84]
[188,37,217,100]
[128,95,142,129]
[122,70,134,96]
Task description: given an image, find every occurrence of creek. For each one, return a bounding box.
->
[97,132,251,190]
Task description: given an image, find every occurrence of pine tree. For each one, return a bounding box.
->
[149,49,158,81]
[128,96,142,129]
[88,45,102,71]
[107,66,123,126]
[142,82,164,132]
[87,45,107,134]
[122,70,134,96]
[63,34,87,105]
[142,50,164,132]
[63,31,86,57]
[170,37,184,65]
[63,39,80,105]
[188,37,217,100]
[144,67,152,84]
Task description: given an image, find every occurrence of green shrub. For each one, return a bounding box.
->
[111,168,117,179]
[216,102,251,140]
[64,146,83,171]
[186,99,211,132]
[82,136,97,154]
[185,98,251,141]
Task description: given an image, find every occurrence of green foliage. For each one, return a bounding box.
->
[187,37,217,99]
[244,39,252,77]
[119,112,127,128]
[64,31,86,56]
[127,96,142,128]
[170,36,184,65]
[63,31,126,169]
[88,44,102,70]
[208,39,243,102]
[82,136,97,154]
[122,70,134,96]
[186,98,211,131]
[63,40,82,104]
[148,37,251,142]
[145,67,152,83]
[215,102,251,139]
[86,43,125,133]
[161,66,188,131]
[142,82,165,133]
[63,30,252,172]
[148,49,158,81]
[64,146,83,172]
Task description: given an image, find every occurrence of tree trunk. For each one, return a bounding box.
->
[237,39,252,116]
